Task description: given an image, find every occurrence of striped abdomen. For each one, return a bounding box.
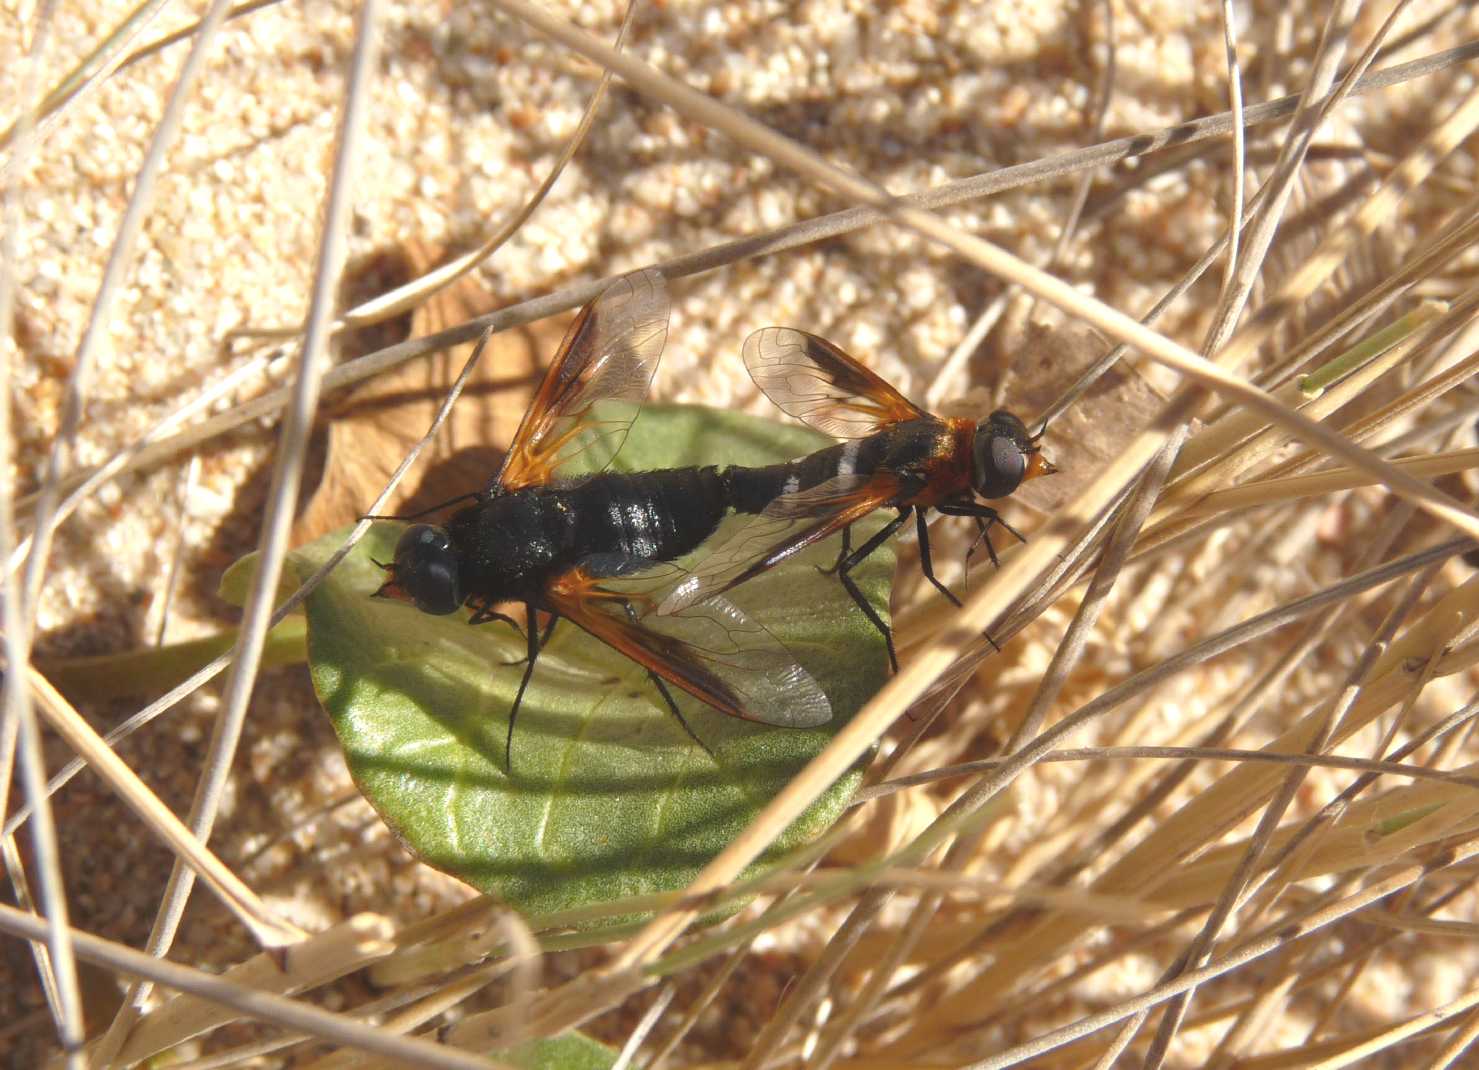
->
[445,467,730,604]
[568,467,731,572]
[720,418,967,516]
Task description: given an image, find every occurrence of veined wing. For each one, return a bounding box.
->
[743,327,925,440]
[660,473,897,615]
[495,268,669,491]
[546,563,832,729]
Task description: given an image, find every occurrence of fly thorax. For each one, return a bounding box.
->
[446,494,570,603]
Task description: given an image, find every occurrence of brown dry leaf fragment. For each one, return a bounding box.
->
[292,243,568,543]
[984,321,1169,515]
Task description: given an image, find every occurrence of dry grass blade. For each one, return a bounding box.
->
[979,849,1479,1069]
[857,745,1479,801]
[15,1,1479,1067]
[1171,447,1479,521]
[22,666,302,948]
[5,352,269,576]
[100,913,395,1066]
[932,647,1479,1056]
[0,905,506,1069]
[1291,983,1479,1069]
[233,0,635,347]
[1147,475,1431,1064]
[0,0,171,154]
[1160,300,1456,514]
[289,244,552,544]
[3,0,99,1057]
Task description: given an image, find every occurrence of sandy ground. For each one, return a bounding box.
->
[6,0,1479,1064]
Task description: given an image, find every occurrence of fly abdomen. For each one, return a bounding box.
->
[572,467,729,574]
[721,436,892,515]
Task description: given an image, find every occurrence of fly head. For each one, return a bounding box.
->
[971,410,1056,500]
[376,523,464,615]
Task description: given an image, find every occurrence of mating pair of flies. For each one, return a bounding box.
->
[373,268,1057,766]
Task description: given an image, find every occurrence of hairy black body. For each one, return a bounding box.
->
[440,468,733,607]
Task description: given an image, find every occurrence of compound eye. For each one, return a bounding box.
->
[394,524,463,615]
[972,412,1030,499]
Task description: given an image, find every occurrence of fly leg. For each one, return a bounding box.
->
[469,602,555,665]
[937,502,1026,653]
[504,601,549,773]
[817,525,852,576]
[468,601,520,629]
[970,517,993,577]
[362,491,482,522]
[914,509,962,607]
[617,600,717,762]
[938,502,1026,573]
[509,614,559,664]
[835,508,911,673]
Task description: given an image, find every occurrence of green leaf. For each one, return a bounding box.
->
[286,404,894,915]
[219,549,301,609]
[34,619,307,703]
[502,1033,616,1070]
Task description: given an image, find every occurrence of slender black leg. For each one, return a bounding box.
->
[819,525,853,576]
[835,508,911,672]
[915,509,962,607]
[942,504,1002,569]
[504,601,546,773]
[362,490,483,522]
[472,607,557,654]
[469,601,547,669]
[618,600,716,761]
[994,515,1028,545]
[971,517,1000,569]
[937,502,1024,653]
[962,517,988,591]
[649,673,718,762]
[937,502,1009,522]
[468,601,521,630]
[940,502,1027,572]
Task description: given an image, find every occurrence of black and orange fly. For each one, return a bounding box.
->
[660,326,1057,669]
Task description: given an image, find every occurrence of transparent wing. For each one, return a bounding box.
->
[495,268,669,491]
[547,563,832,728]
[660,473,896,615]
[743,327,924,440]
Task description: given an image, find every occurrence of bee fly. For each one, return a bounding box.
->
[660,326,1058,670]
